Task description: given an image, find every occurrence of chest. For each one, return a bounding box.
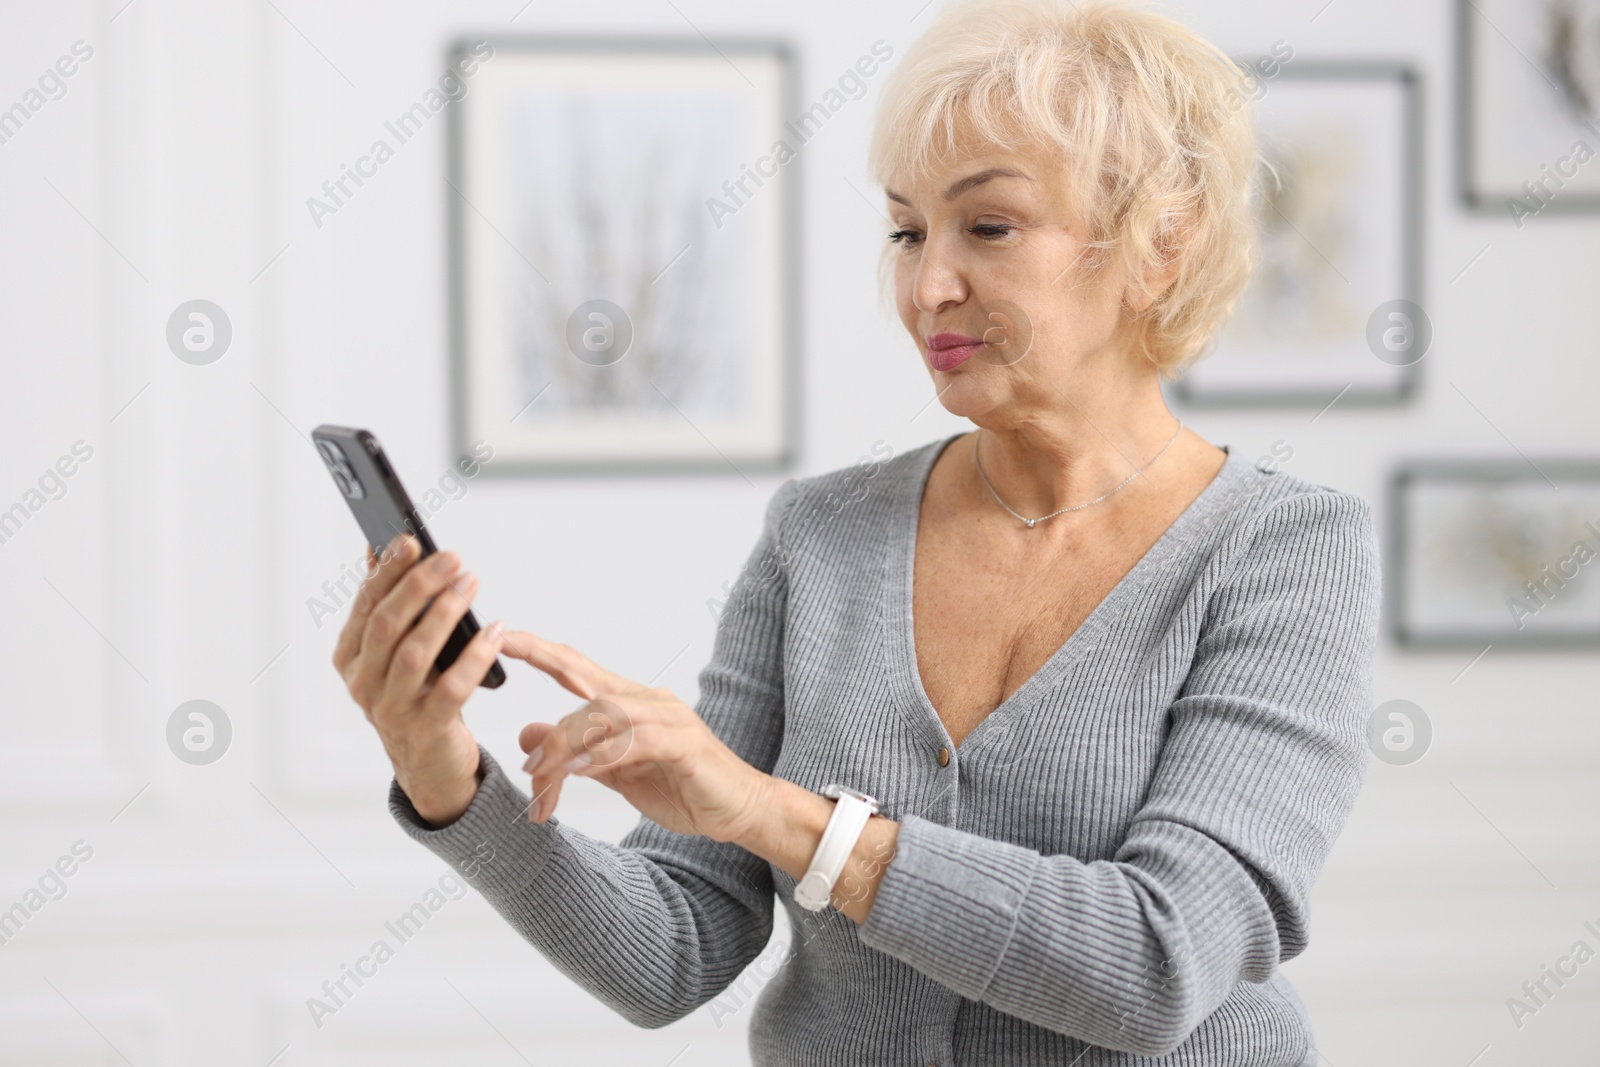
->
[769,447,1240,859]
[912,518,1158,747]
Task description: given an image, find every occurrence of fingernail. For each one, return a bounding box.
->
[452,571,477,594]
[522,744,543,774]
[429,552,458,574]
[488,619,505,639]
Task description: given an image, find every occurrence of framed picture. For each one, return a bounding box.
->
[1458,0,1600,214]
[1388,459,1600,649]
[448,37,799,474]
[1171,62,1423,408]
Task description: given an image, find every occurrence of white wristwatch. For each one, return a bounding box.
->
[793,784,881,912]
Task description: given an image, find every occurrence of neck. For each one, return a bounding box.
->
[968,363,1188,520]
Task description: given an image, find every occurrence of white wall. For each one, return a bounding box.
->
[0,0,1595,1063]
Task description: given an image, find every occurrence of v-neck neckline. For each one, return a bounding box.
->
[886,431,1252,758]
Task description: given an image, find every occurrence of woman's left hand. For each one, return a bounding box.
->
[502,630,774,842]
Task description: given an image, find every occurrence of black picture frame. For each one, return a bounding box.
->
[1456,0,1600,214]
[1388,458,1600,650]
[1170,61,1424,409]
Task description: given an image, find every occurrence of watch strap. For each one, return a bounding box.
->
[794,789,877,912]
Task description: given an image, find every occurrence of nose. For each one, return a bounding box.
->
[910,232,968,315]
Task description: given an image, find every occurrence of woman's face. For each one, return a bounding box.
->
[887,134,1143,424]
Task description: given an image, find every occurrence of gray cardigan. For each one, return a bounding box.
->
[389,433,1382,1066]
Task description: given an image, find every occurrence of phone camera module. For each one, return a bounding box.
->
[316,440,366,500]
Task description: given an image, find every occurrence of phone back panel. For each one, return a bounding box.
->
[310,424,435,560]
[310,423,505,689]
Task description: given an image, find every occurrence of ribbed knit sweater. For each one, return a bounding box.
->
[389,432,1382,1066]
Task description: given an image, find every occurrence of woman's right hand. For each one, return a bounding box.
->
[332,534,507,828]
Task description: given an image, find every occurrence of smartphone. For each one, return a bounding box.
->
[311,424,506,689]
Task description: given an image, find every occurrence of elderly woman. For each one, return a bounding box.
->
[334,1,1380,1063]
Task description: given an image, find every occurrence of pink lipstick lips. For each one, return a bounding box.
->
[925,332,985,371]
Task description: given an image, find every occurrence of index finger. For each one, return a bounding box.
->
[499,629,644,701]
[333,534,421,669]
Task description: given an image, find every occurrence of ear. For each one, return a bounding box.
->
[1123,221,1187,314]
[1124,264,1179,314]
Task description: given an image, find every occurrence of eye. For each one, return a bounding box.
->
[967,223,1013,240]
[887,228,923,247]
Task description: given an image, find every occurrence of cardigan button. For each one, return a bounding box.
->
[937,746,950,767]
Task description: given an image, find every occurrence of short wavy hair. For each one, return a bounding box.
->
[869,0,1262,379]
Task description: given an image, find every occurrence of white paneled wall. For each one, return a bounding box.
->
[0,0,1595,1065]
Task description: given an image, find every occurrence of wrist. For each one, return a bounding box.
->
[402,742,483,829]
[731,777,898,923]
[793,786,880,912]
[734,775,832,879]
[715,766,774,845]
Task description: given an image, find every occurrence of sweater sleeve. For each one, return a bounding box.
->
[386,478,799,1029]
[856,489,1382,1057]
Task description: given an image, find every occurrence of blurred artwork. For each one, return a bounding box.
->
[1392,462,1600,647]
[1227,128,1362,347]
[503,91,745,419]
[1546,0,1600,123]
[451,40,795,472]
[1461,0,1600,212]
[1173,65,1419,407]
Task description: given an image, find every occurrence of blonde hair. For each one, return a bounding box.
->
[869,0,1262,379]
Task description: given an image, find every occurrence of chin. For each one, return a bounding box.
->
[929,371,1005,420]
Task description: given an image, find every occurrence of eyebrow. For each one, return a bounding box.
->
[884,167,1033,207]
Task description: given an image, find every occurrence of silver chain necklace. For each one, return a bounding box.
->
[973,419,1184,528]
